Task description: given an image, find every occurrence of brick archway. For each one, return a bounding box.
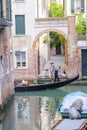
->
[32,28,68,75]
[33,28,68,48]
[33,28,68,63]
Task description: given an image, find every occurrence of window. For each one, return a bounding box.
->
[15,51,27,68]
[71,0,84,14]
[15,15,25,35]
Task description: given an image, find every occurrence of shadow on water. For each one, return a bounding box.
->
[15,87,67,97]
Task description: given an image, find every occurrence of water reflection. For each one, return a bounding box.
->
[14,96,62,130]
[14,96,41,130]
[1,85,87,130]
[0,103,15,130]
[0,96,62,130]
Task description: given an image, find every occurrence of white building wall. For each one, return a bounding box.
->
[12,0,68,51]
[12,0,36,44]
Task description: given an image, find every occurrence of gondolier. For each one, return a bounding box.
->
[50,62,59,81]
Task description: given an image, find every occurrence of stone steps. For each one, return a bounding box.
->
[37,76,52,84]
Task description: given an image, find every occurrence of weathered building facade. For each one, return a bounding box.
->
[12,0,87,79]
[0,0,14,108]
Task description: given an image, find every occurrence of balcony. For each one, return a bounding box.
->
[0,17,12,27]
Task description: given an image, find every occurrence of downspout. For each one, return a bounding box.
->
[37,0,39,18]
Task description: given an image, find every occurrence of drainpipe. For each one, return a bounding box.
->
[38,39,40,74]
[37,0,39,18]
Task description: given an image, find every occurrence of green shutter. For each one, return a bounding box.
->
[71,0,74,13]
[0,0,3,17]
[81,0,84,13]
[15,15,25,35]
[9,0,12,21]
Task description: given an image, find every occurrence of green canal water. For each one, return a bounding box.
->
[0,84,87,130]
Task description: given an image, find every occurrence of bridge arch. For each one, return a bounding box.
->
[32,28,68,75]
[33,28,68,48]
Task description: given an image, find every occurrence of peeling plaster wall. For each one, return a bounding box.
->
[0,27,14,105]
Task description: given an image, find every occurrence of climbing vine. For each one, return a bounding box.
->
[76,15,86,35]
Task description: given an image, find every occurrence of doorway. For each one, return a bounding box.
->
[56,44,61,55]
[81,49,87,76]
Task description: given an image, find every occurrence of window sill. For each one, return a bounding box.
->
[13,0,25,3]
[13,34,27,37]
[14,67,28,70]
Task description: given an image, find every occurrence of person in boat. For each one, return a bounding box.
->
[21,78,26,84]
[25,80,29,86]
[58,66,67,78]
[21,78,30,86]
[62,68,67,78]
[58,66,62,77]
[50,62,59,82]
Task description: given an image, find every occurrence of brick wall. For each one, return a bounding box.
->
[67,16,81,77]
[14,49,38,80]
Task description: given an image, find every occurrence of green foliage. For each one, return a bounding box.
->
[49,32,66,48]
[76,16,86,35]
[43,35,50,43]
[49,2,64,17]
[48,2,65,48]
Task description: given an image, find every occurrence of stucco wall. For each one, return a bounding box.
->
[0,27,14,105]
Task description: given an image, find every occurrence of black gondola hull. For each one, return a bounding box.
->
[14,74,79,92]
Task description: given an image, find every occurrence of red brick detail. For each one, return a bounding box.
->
[68,16,76,35]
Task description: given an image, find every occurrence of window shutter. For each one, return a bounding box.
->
[15,15,25,35]
[0,0,3,17]
[20,16,25,34]
[71,0,74,13]
[6,0,11,20]
[81,0,84,13]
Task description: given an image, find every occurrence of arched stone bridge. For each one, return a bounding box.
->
[33,17,68,46]
[31,16,78,77]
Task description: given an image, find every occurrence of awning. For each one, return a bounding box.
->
[0,17,12,27]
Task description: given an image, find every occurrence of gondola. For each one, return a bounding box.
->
[14,73,79,92]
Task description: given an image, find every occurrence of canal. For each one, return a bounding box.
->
[0,84,87,130]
